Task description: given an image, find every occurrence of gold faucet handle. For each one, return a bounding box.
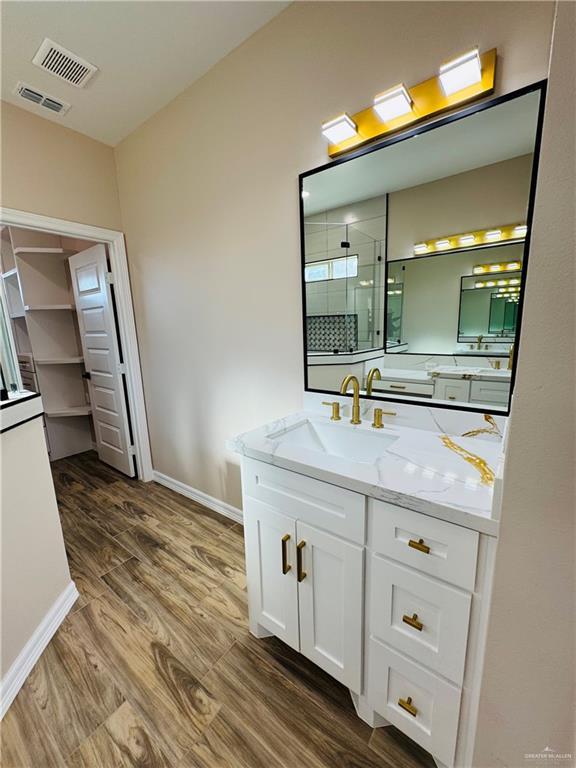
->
[382,410,397,416]
[322,401,341,421]
[372,408,384,429]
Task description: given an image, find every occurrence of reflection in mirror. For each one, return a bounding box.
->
[301,87,543,412]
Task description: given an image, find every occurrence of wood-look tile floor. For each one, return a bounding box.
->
[2,451,435,768]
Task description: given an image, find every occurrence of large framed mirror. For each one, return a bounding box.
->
[300,83,545,414]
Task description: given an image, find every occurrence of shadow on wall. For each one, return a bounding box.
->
[222,460,242,511]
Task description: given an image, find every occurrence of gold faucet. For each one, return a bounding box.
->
[508,342,515,370]
[366,367,382,396]
[340,374,361,425]
[476,334,484,350]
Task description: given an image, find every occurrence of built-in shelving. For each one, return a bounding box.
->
[35,356,84,365]
[4,225,93,460]
[45,406,92,418]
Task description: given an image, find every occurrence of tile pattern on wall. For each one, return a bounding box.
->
[307,313,358,352]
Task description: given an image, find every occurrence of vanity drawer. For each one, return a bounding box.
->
[377,380,434,397]
[370,555,471,685]
[470,380,509,405]
[368,640,461,767]
[242,458,365,544]
[368,500,479,591]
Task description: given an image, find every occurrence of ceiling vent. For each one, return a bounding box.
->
[32,38,97,88]
[14,82,71,115]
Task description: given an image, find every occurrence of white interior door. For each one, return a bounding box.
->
[69,245,135,477]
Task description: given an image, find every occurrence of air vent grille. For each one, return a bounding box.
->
[14,82,70,115]
[32,38,97,88]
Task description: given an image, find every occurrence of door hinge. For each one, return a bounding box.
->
[117,363,126,374]
[128,445,136,456]
[106,272,114,284]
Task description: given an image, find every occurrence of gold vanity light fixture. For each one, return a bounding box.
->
[473,260,523,275]
[323,48,496,157]
[413,223,526,257]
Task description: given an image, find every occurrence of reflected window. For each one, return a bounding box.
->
[304,255,358,283]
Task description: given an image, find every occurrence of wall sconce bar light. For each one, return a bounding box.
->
[413,223,527,257]
[323,48,496,157]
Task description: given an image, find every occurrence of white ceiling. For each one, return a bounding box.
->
[303,91,541,215]
[1,1,288,145]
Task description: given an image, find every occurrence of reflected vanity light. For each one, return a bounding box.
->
[439,48,482,96]
[321,113,357,144]
[474,261,523,275]
[509,278,520,285]
[415,223,526,256]
[373,84,413,121]
[387,277,395,284]
[301,190,310,199]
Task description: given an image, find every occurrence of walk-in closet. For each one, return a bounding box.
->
[0,225,135,476]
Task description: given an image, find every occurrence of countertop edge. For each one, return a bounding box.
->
[236,445,500,537]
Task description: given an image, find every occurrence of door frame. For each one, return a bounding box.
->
[0,206,153,481]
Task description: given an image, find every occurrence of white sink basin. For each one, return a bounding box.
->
[267,419,398,464]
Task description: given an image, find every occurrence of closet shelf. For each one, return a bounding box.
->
[1,268,18,278]
[10,312,25,319]
[35,356,84,365]
[45,406,92,418]
[24,304,74,311]
[13,247,74,256]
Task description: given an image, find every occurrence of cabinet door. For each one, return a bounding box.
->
[433,377,471,402]
[243,497,299,650]
[296,522,364,692]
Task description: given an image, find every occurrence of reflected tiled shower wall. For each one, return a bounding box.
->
[304,195,387,351]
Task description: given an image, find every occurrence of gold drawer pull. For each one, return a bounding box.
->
[389,384,406,390]
[408,537,430,554]
[402,613,424,631]
[398,696,418,717]
[296,540,306,582]
[281,534,291,575]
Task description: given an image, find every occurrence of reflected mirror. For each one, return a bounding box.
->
[300,85,544,413]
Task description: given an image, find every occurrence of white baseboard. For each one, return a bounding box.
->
[1,581,79,719]
[153,470,243,525]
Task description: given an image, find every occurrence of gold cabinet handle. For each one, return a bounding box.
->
[389,384,406,390]
[402,613,424,632]
[296,540,306,582]
[398,696,418,717]
[408,537,430,554]
[281,534,291,575]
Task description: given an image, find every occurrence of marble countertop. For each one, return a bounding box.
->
[229,411,503,536]
[431,365,511,382]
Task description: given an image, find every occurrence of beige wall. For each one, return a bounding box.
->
[388,155,533,261]
[474,3,576,765]
[1,416,72,677]
[115,1,554,508]
[0,101,121,230]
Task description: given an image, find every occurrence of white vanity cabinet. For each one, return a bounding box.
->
[241,456,495,768]
[242,458,364,692]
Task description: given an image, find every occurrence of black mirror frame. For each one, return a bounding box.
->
[299,80,548,416]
